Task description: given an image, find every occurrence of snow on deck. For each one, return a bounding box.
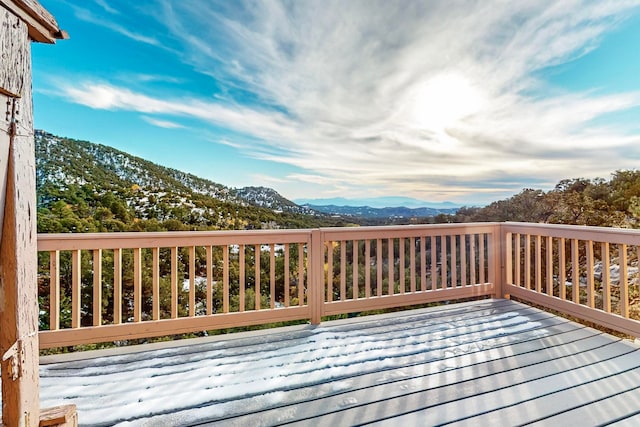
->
[39,299,640,426]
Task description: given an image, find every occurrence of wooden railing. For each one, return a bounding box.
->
[36,222,640,349]
[36,224,500,348]
[503,222,640,337]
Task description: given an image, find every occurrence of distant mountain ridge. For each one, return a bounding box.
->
[302,204,458,219]
[295,196,460,209]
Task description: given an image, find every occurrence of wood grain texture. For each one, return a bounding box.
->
[0,94,9,236]
[0,8,28,97]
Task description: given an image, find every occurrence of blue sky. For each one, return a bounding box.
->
[33,0,640,206]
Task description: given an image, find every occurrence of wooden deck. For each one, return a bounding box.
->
[39,299,640,426]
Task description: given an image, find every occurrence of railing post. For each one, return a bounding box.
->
[310,229,324,325]
[489,224,504,299]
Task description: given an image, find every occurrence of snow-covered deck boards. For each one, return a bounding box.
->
[39,299,640,426]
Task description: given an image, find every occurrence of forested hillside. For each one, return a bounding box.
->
[35,131,335,232]
[446,172,640,228]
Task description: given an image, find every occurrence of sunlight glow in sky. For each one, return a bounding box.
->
[33,0,640,205]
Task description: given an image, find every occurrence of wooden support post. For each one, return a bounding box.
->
[0,8,40,425]
[0,2,66,425]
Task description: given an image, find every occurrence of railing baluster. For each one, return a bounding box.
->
[524,234,531,289]
[114,248,122,324]
[270,244,276,309]
[399,238,405,293]
[451,235,457,288]
[504,233,512,285]
[470,235,476,286]
[440,235,447,289]
[239,244,245,312]
[409,237,416,293]
[171,247,178,318]
[223,245,229,313]
[365,239,371,298]
[558,238,566,300]
[340,240,346,301]
[255,244,261,310]
[420,236,426,291]
[535,235,541,293]
[571,239,579,304]
[326,242,333,302]
[430,236,437,290]
[602,242,611,312]
[514,233,521,286]
[284,243,290,307]
[206,246,212,316]
[49,250,60,330]
[152,247,160,320]
[620,244,629,318]
[93,249,102,327]
[188,246,196,317]
[479,234,485,284]
[72,249,81,328]
[461,235,468,286]
[545,236,553,296]
[298,243,304,305]
[586,240,595,308]
[134,248,142,322]
[388,238,394,295]
[353,240,359,299]
[377,239,383,296]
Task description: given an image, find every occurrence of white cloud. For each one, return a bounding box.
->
[128,74,183,84]
[140,116,184,129]
[57,0,640,203]
[94,0,118,15]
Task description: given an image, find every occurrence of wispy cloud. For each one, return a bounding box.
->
[140,116,184,129]
[117,73,184,84]
[94,0,118,15]
[72,5,161,47]
[56,0,640,203]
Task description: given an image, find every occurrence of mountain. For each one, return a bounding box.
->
[235,186,316,215]
[35,130,327,232]
[294,196,460,209]
[302,204,458,219]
